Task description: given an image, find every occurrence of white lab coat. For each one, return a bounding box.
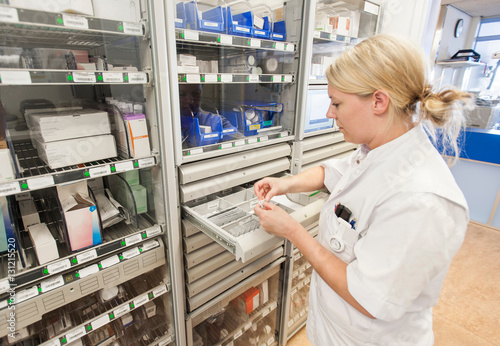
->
[306,124,468,345]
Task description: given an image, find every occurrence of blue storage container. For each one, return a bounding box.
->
[185,1,225,33]
[175,2,187,28]
[223,7,253,37]
[272,21,286,41]
[181,113,222,147]
[252,16,271,40]
[241,101,283,128]
[220,112,239,141]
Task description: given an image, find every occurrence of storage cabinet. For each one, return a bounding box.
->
[0,1,178,344]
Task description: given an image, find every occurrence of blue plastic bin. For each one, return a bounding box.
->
[175,2,187,28]
[181,113,222,147]
[272,21,286,41]
[252,16,271,39]
[224,7,253,37]
[220,112,239,141]
[185,1,225,33]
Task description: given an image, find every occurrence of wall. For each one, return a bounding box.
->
[435,5,474,61]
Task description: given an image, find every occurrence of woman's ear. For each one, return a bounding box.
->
[372,90,390,115]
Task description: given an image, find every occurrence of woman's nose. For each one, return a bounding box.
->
[326,105,337,119]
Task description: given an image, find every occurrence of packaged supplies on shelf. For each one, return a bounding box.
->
[0,47,23,68]
[185,1,225,33]
[177,54,197,66]
[34,134,117,169]
[238,286,260,314]
[21,48,88,70]
[314,12,333,33]
[250,7,272,39]
[130,184,148,214]
[145,300,157,318]
[330,15,351,36]
[7,327,30,344]
[222,54,258,74]
[121,170,140,186]
[0,149,16,183]
[181,112,222,148]
[7,0,94,16]
[177,65,200,74]
[0,196,16,253]
[18,198,40,228]
[27,223,59,265]
[195,60,219,74]
[94,189,126,228]
[57,181,102,252]
[92,0,141,22]
[123,113,151,158]
[27,108,111,143]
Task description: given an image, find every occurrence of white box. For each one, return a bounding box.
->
[18,199,40,228]
[8,0,94,16]
[34,134,117,169]
[123,114,150,158]
[28,223,59,265]
[177,54,197,66]
[177,65,200,74]
[145,301,156,318]
[0,149,15,183]
[28,108,111,143]
[92,0,141,22]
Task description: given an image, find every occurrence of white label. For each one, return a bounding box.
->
[313,31,321,38]
[259,136,269,142]
[288,319,294,327]
[234,330,243,340]
[47,259,71,275]
[254,30,266,36]
[280,131,289,137]
[100,255,120,269]
[345,37,351,43]
[247,138,257,144]
[291,288,297,295]
[153,285,168,298]
[89,165,110,178]
[223,129,234,133]
[300,310,306,317]
[15,286,38,304]
[114,161,134,172]
[27,176,54,190]
[204,133,218,139]
[141,240,159,252]
[220,142,232,149]
[125,233,142,246]
[186,74,201,83]
[306,263,311,269]
[128,72,147,83]
[62,14,89,29]
[235,26,250,33]
[286,43,295,51]
[40,275,64,293]
[65,326,86,343]
[184,30,199,41]
[250,39,260,48]
[158,336,172,346]
[203,74,218,83]
[138,157,155,168]
[73,71,96,83]
[364,1,380,15]
[204,21,218,27]
[294,253,301,261]
[284,75,293,83]
[275,42,285,50]
[0,6,19,23]
[0,280,9,294]
[262,308,270,317]
[244,322,252,331]
[91,314,110,330]
[44,339,61,346]
[270,301,278,310]
[188,148,203,155]
[146,226,162,237]
[253,15,264,29]
[123,22,142,35]
[78,264,99,278]
[249,75,259,83]
[234,140,245,147]
[221,74,232,83]
[113,304,131,318]
[175,18,183,23]
[102,72,124,83]
[122,247,140,259]
[207,201,218,210]
[220,34,232,45]
[133,294,149,308]
[76,250,97,264]
[0,182,21,197]
[0,70,31,84]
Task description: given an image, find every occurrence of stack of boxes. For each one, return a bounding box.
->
[120,170,148,215]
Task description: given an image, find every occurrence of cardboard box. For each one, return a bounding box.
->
[34,134,117,169]
[18,198,40,228]
[92,0,141,22]
[238,287,260,314]
[123,114,150,158]
[28,223,59,265]
[28,108,111,143]
[0,149,16,183]
[8,0,94,16]
[57,181,102,252]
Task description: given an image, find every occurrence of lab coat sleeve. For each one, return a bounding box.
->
[321,155,352,193]
[346,192,468,321]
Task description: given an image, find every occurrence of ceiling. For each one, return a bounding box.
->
[440,0,500,17]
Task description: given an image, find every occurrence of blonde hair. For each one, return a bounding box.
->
[326,34,473,162]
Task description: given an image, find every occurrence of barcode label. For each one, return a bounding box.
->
[262,309,270,317]
[204,21,218,27]
[89,165,110,178]
[221,74,232,83]
[44,339,61,346]
[247,138,257,144]
[91,314,110,330]
[0,6,19,23]
[184,30,199,41]
[270,301,278,310]
[122,247,140,259]
[141,240,159,252]
[128,72,147,83]
[288,319,294,327]
[113,304,130,318]
[249,75,259,83]
[220,143,232,149]
[220,34,232,45]
[250,39,260,47]
[188,148,203,155]
[0,70,31,84]
[73,71,96,83]
[204,74,217,83]
[234,140,245,147]
[175,18,183,23]
[186,74,201,83]
[146,226,162,237]
[76,250,97,264]
[284,75,293,83]
[27,176,54,190]
[114,161,134,172]
[313,31,321,38]
[234,330,243,339]
[259,136,269,142]
[204,133,218,138]
[158,336,172,346]
[138,157,154,168]
[123,22,142,35]
[15,286,38,304]
[47,259,71,275]
[286,43,295,51]
[0,280,9,294]
[280,130,289,137]
[78,264,99,278]
[100,255,120,269]
[40,275,64,293]
[62,14,88,29]
[133,294,148,308]
[65,326,86,343]
[235,26,250,33]
[0,182,21,197]
[153,284,168,298]
[102,72,124,83]
[125,234,142,246]
[275,42,285,50]
[244,322,252,331]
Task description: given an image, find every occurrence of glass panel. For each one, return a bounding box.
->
[478,20,500,37]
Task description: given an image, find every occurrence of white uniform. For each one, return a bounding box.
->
[306,124,468,345]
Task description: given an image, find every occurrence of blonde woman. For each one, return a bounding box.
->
[254,34,472,345]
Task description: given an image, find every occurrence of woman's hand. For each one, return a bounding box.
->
[254,201,300,240]
[254,177,290,202]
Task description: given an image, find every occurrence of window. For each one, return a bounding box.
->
[473,16,500,93]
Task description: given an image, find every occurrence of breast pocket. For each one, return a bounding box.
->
[327,215,360,264]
